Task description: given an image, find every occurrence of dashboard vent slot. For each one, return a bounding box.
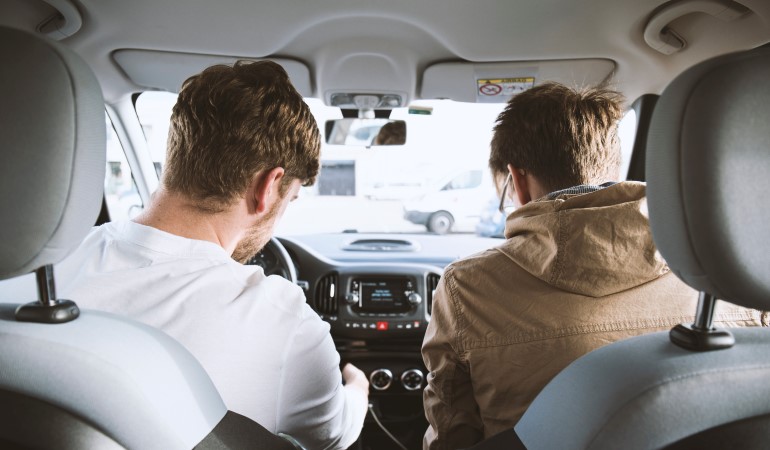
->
[426,273,441,316]
[342,239,419,252]
[315,273,339,315]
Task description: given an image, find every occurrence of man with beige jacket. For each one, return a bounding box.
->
[421,82,764,450]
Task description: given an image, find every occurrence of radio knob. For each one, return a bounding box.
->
[369,368,393,391]
[401,369,424,391]
[345,292,360,305]
[407,292,422,305]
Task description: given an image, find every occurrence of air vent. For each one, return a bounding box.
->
[315,273,339,315]
[342,239,419,252]
[426,273,441,316]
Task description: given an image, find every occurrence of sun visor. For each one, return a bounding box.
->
[113,49,313,96]
[420,59,616,103]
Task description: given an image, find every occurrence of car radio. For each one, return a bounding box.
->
[346,277,421,314]
[316,271,436,339]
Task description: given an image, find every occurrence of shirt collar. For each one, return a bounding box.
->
[545,181,617,200]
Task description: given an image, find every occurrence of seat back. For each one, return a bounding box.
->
[467,45,770,450]
[0,305,228,449]
[0,25,295,450]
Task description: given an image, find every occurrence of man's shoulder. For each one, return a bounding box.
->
[236,273,319,321]
[74,220,154,253]
[81,221,119,243]
[446,244,511,274]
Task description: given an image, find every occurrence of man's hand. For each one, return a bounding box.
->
[342,363,370,397]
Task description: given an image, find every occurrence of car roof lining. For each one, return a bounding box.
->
[1,0,769,104]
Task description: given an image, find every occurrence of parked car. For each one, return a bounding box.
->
[362,180,426,201]
[475,196,507,238]
[403,170,495,234]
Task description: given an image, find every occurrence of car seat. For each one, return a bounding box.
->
[0,25,296,450]
[466,44,770,450]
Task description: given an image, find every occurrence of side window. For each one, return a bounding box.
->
[105,113,143,220]
[618,109,637,180]
[135,91,177,181]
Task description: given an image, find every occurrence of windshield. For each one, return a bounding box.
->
[135,92,635,237]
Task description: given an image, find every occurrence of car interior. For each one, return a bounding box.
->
[0,0,769,449]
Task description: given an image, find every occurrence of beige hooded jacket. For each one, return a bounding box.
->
[422,182,764,450]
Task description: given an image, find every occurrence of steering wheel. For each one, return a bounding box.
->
[243,237,297,284]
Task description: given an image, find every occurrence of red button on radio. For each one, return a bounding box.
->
[376,321,389,331]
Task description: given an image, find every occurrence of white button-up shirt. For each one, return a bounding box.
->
[54,220,366,449]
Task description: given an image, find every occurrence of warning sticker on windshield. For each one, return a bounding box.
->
[476,77,535,103]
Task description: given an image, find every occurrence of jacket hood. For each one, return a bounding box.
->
[499,181,669,297]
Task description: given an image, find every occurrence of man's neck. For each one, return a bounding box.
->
[133,188,246,255]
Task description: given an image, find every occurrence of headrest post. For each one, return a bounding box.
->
[15,264,80,324]
[669,291,735,352]
[35,264,58,307]
[693,291,717,331]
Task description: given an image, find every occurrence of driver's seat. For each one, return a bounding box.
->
[0,25,295,449]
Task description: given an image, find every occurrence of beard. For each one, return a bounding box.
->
[231,201,280,264]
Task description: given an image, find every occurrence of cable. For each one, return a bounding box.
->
[367,403,408,450]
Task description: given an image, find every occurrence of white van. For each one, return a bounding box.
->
[402,169,496,234]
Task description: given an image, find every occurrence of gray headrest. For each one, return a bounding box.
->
[0,27,105,280]
[647,45,770,311]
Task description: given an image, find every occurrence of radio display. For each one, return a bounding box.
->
[358,279,411,312]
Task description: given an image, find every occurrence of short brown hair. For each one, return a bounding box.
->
[374,121,406,145]
[489,82,624,193]
[163,60,320,211]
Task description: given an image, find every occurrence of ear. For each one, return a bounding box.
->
[508,164,532,206]
[249,167,286,214]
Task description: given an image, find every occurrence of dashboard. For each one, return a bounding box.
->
[246,232,500,449]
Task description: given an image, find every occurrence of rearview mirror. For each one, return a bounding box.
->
[325,119,406,146]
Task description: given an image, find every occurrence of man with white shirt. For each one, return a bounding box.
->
[56,60,369,450]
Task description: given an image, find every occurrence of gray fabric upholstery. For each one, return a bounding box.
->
[646,46,770,311]
[0,26,105,280]
[0,304,228,449]
[515,329,770,450]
